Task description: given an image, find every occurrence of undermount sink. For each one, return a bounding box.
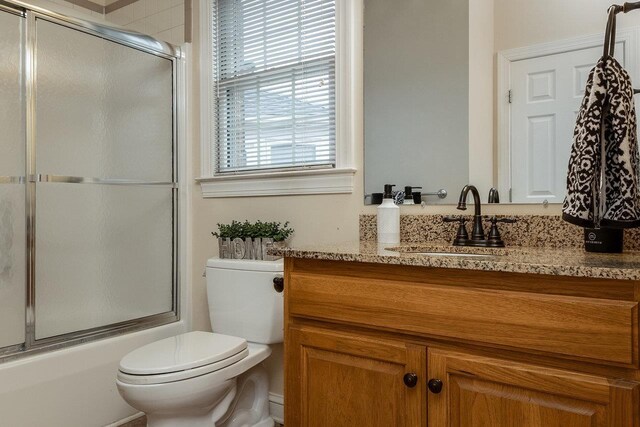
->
[386,246,506,258]
[400,250,501,258]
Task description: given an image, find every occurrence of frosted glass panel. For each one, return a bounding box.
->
[35,184,173,339]
[0,11,24,177]
[0,10,26,349]
[0,187,26,347]
[35,19,173,182]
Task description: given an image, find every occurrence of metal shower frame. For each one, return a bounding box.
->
[0,0,181,362]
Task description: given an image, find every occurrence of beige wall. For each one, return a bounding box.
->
[494,0,640,52]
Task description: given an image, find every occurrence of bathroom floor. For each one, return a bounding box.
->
[120,416,146,426]
[119,416,283,426]
[120,415,147,427]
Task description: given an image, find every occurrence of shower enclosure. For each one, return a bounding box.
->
[0,1,179,360]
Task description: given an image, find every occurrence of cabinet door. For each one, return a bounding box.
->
[286,326,426,427]
[428,349,639,427]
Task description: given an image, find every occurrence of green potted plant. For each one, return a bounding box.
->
[212,220,294,260]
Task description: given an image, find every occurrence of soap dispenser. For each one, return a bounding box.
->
[403,186,414,205]
[377,184,400,244]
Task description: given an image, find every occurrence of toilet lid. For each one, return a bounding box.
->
[119,331,248,375]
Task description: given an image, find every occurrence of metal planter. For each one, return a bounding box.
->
[218,237,285,260]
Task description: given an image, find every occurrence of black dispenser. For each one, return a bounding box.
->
[383,184,395,199]
[404,186,414,204]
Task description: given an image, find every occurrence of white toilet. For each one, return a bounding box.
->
[116,258,284,427]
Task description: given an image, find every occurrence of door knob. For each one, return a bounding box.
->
[427,378,443,394]
[403,373,418,388]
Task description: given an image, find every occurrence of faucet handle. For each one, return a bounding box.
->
[484,216,517,224]
[484,216,516,248]
[443,216,467,223]
[443,216,469,244]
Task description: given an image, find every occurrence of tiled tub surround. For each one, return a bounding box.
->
[48,0,189,46]
[106,0,187,45]
[359,214,640,250]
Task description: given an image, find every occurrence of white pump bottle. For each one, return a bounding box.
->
[377,184,400,244]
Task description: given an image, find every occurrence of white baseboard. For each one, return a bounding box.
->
[269,392,284,424]
[106,412,145,427]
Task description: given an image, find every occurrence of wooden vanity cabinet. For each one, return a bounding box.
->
[284,258,640,427]
[286,326,426,427]
[428,349,639,427]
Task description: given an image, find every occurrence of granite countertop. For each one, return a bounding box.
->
[270,241,640,281]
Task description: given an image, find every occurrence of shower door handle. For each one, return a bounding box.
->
[31,174,177,188]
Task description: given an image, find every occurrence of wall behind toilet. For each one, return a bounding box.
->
[188,0,368,396]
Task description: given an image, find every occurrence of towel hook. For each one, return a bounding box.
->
[612,2,640,14]
[608,3,640,94]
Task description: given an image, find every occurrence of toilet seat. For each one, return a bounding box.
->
[118,331,249,385]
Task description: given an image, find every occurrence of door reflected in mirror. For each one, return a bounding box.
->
[363,0,640,205]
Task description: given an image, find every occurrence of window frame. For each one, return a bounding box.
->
[197,0,359,197]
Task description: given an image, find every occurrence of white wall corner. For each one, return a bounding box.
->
[468,0,495,201]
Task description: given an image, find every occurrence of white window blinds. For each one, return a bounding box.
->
[214,0,336,174]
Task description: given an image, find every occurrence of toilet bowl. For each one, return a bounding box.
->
[116,259,284,427]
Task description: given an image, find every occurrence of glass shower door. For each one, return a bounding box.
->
[0,9,26,350]
[33,18,175,340]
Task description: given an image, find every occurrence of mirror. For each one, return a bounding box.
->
[364,0,469,205]
[364,0,638,204]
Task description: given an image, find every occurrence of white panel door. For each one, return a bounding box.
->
[510,43,626,204]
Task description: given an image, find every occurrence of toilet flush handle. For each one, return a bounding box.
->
[273,277,285,293]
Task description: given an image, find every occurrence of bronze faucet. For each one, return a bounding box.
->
[457,185,485,242]
[442,185,515,248]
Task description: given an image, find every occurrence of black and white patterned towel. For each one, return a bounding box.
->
[562,56,640,228]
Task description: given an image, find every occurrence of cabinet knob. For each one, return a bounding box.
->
[273,277,284,293]
[403,373,418,388]
[428,378,443,394]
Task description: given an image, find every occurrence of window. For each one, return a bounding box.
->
[199,0,358,197]
[215,0,336,173]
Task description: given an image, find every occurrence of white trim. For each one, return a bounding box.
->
[499,29,638,62]
[334,0,360,170]
[496,28,640,203]
[199,0,214,178]
[179,43,193,330]
[269,392,284,424]
[198,167,356,197]
[197,0,358,197]
[496,52,511,200]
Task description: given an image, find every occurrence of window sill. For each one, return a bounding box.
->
[196,167,357,198]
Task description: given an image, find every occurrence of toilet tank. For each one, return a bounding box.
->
[206,258,284,344]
